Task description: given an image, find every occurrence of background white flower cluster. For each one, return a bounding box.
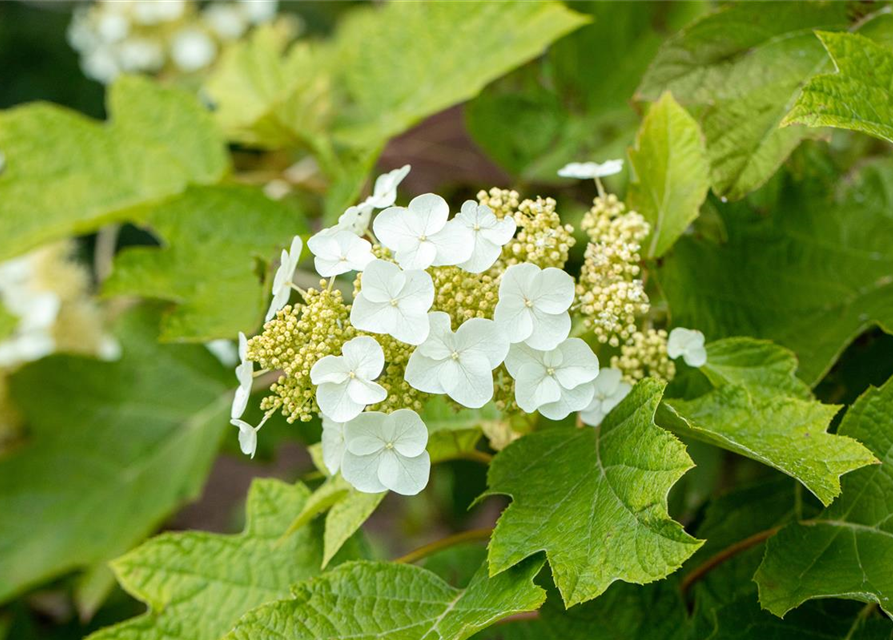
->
[67,0,282,84]
[232,164,707,496]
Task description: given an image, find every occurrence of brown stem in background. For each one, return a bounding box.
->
[393,528,493,565]
[680,526,781,595]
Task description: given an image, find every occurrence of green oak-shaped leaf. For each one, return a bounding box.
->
[205,27,331,149]
[87,479,358,640]
[657,158,893,385]
[0,75,228,261]
[661,339,876,506]
[784,32,893,143]
[226,558,546,640]
[756,375,893,618]
[331,1,589,148]
[628,91,709,258]
[483,378,702,607]
[637,2,853,199]
[104,185,305,341]
[0,308,230,603]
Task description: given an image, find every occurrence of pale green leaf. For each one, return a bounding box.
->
[628,91,709,258]
[87,479,358,640]
[756,375,893,618]
[104,185,305,341]
[422,396,493,464]
[0,307,230,603]
[784,31,893,143]
[657,157,893,385]
[226,558,546,640]
[637,2,853,199]
[483,378,702,607]
[322,488,384,569]
[0,75,228,261]
[0,304,17,342]
[661,338,876,506]
[331,1,589,148]
[205,28,331,148]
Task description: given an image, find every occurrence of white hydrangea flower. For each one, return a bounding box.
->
[667,327,707,367]
[231,413,270,459]
[405,312,509,408]
[350,259,434,346]
[95,12,130,43]
[373,193,473,270]
[580,368,631,427]
[494,263,574,351]
[204,4,248,40]
[307,229,374,277]
[310,336,387,422]
[505,339,600,420]
[231,332,253,420]
[82,47,120,84]
[321,416,346,475]
[118,38,165,72]
[454,201,516,274]
[170,28,217,72]
[365,164,410,210]
[239,0,278,24]
[133,0,186,25]
[265,235,302,322]
[335,204,374,236]
[341,409,430,496]
[557,159,624,180]
[0,332,55,369]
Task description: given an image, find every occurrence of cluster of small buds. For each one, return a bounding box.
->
[67,0,284,85]
[476,188,520,220]
[610,328,676,384]
[247,284,355,422]
[502,196,576,269]
[369,333,426,414]
[431,266,500,325]
[576,196,651,346]
[491,366,519,414]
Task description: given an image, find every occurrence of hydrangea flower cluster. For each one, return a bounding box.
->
[67,0,285,84]
[232,162,708,496]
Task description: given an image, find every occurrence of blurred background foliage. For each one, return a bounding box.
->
[1,1,893,638]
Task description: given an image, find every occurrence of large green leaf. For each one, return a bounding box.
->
[226,558,546,640]
[205,28,331,149]
[330,1,589,149]
[87,479,358,640]
[784,31,893,143]
[628,91,709,258]
[0,75,228,261]
[482,378,702,607]
[0,308,230,603]
[104,185,305,341]
[467,2,705,181]
[637,2,854,199]
[657,157,893,385]
[660,339,876,506]
[755,375,893,618]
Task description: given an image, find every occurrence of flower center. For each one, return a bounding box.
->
[418,234,427,241]
[523,298,534,308]
[473,224,481,231]
[546,367,555,376]
[450,351,460,360]
[384,442,395,450]
[348,371,356,379]
[390,298,399,307]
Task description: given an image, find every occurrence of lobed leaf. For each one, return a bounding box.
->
[483,378,702,607]
[784,31,893,143]
[755,375,893,618]
[87,479,359,640]
[104,185,305,341]
[226,558,546,640]
[0,76,228,261]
